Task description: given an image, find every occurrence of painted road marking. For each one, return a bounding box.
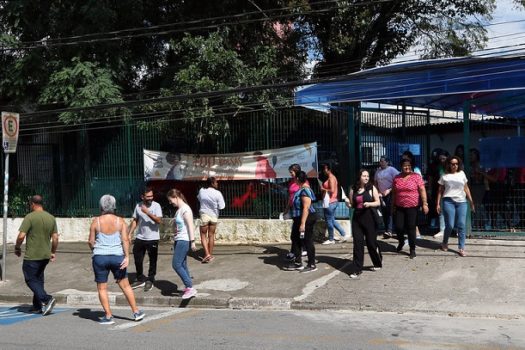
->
[294,254,352,302]
[0,306,68,325]
[110,309,190,331]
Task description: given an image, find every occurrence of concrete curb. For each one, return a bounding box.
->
[2,293,523,320]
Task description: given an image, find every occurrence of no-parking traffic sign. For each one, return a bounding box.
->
[1,111,19,153]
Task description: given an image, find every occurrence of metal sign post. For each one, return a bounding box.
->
[1,112,19,282]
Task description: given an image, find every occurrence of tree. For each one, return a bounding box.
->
[1,0,523,145]
[0,0,306,148]
[297,0,519,76]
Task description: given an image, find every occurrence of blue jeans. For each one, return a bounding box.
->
[172,240,192,288]
[323,202,346,241]
[22,259,52,309]
[442,198,468,249]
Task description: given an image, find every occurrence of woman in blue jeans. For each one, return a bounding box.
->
[167,189,198,299]
[436,156,475,256]
[320,163,347,244]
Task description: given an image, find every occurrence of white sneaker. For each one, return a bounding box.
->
[371,267,382,271]
[333,236,340,241]
[433,231,444,238]
[321,240,335,245]
[339,236,347,243]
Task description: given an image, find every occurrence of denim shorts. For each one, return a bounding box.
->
[92,255,127,283]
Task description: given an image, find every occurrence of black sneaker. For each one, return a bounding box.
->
[300,265,318,273]
[144,281,153,292]
[396,242,404,252]
[410,249,416,259]
[131,280,146,289]
[42,297,56,316]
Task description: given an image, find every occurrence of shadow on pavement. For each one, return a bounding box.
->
[73,308,105,322]
[155,280,179,296]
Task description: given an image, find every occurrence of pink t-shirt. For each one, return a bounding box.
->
[393,173,425,208]
[288,179,309,205]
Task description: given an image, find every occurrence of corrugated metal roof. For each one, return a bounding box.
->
[295,55,525,118]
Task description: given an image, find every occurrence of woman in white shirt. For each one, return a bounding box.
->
[197,177,225,263]
[167,189,198,299]
[436,156,475,257]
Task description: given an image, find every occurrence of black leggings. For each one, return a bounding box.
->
[291,215,316,266]
[352,209,382,272]
[395,206,418,250]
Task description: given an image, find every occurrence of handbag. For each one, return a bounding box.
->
[369,188,383,229]
[371,207,383,228]
[322,192,330,208]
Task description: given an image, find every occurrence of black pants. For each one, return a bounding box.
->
[352,209,382,272]
[395,206,418,250]
[22,259,52,309]
[291,215,316,267]
[133,239,159,282]
[381,194,393,232]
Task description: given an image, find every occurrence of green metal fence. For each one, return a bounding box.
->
[9,108,349,218]
[6,106,524,234]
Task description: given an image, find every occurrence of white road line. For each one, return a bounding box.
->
[0,313,35,319]
[293,255,352,302]
[110,309,189,330]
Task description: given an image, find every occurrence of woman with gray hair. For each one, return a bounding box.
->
[88,194,145,325]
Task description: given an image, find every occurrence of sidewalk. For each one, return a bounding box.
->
[1,236,525,318]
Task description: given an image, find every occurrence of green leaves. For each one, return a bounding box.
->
[38,58,126,123]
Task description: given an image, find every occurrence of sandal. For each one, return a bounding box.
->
[458,249,466,257]
[201,255,212,263]
[440,243,448,252]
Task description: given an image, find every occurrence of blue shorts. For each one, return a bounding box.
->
[92,255,127,283]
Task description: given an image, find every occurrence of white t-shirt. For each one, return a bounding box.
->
[198,187,225,218]
[132,201,163,240]
[438,171,468,202]
[174,204,193,241]
[374,166,400,193]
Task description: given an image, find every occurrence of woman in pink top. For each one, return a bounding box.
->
[391,158,429,259]
[320,163,347,244]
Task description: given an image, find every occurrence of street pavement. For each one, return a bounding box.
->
[1,235,525,319]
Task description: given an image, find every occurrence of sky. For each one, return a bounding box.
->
[483,0,525,55]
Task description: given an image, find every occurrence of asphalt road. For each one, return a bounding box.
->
[1,304,524,349]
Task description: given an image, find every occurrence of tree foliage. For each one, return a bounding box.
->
[299,0,500,76]
[0,0,522,147]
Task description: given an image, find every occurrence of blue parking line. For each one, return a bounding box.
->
[0,306,68,325]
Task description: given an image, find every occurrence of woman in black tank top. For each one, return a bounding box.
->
[344,169,383,278]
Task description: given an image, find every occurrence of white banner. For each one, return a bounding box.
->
[144,143,318,180]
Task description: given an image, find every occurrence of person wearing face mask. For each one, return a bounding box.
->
[129,187,163,292]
